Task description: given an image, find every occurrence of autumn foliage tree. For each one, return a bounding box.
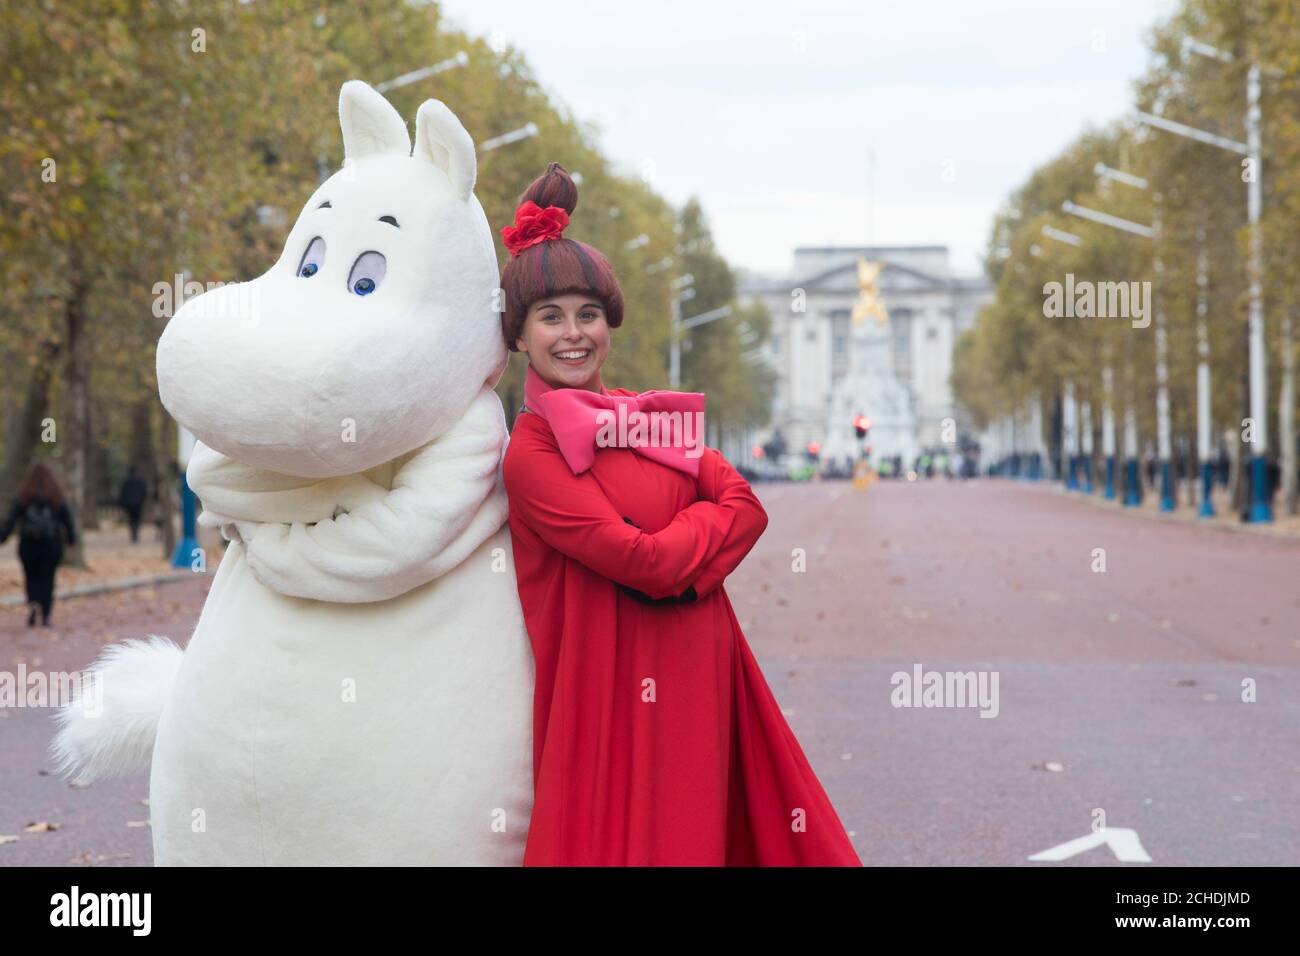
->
[0,0,767,556]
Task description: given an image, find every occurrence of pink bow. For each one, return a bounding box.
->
[523,364,706,477]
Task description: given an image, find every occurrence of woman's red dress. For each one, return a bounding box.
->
[502,394,862,866]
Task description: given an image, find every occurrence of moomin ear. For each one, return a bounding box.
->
[338,80,411,161]
[414,98,477,202]
[335,83,478,203]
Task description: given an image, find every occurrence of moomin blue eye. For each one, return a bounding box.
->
[297,236,326,278]
[348,251,386,296]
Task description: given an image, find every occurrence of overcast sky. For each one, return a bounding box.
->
[440,0,1178,279]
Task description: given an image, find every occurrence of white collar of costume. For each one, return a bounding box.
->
[188,387,508,603]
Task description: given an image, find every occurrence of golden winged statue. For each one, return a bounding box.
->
[850,258,888,326]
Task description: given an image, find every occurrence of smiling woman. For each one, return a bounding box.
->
[514,293,610,390]
[499,163,861,867]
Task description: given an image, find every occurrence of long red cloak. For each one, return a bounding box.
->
[502,397,862,866]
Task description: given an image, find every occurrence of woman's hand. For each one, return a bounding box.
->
[682,447,769,599]
[618,582,697,605]
[617,517,697,603]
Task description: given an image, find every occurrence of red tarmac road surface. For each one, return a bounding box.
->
[0,577,211,866]
[1,479,1297,865]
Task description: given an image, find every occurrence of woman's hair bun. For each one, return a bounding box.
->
[499,160,624,351]
[520,161,578,216]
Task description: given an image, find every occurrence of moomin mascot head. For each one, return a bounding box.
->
[157,80,505,478]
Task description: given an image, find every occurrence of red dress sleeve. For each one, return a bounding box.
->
[686,447,769,598]
[503,421,737,601]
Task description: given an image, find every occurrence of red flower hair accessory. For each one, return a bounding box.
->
[500,200,570,256]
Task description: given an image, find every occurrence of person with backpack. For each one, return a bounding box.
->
[0,461,77,626]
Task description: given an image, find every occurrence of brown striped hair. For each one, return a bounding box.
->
[500,162,624,351]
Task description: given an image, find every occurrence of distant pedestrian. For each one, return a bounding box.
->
[119,467,148,543]
[0,461,77,626]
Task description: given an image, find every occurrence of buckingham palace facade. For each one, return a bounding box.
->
[737,245,992,469]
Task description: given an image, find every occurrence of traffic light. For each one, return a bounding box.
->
[853,414,872,439]
[806,440,821,462]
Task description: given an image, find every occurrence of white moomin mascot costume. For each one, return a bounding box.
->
[52,81,535,865]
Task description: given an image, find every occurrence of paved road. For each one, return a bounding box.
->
[732,478,1300,866]
[0,576,210,866]
[2,479,1297,865]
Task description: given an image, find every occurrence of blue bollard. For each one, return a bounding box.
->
[1123,458,1140,507]
[1083,457,1095,494]
[1104,456,1116,500]
[1198,461,1215,517]
[1159,460,1175,512]
[1065,455,1080,491]
[1248,454,1273,523]
[171,472,200,569]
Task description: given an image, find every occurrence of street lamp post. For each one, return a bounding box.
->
[375,51,469,93]
[1124,382,1141,506]
[1092,164,1167,509]
[1029,397,1045,480]
[668,274,695,389]
[1039,224,1090,492]
[1009,412,1019,477]
[1196,237,1215,516]
[1135,40,1272,522]
[480,122,539,152]
[1102,365,1118,499]
[1246,63,1270,522]
[671,301,733,389]
[1080,399,1095,492]
[1063,378,1080,490]
[1003,414,1013,477]
[1153,211,1175,512]
[1062,194,1166,508]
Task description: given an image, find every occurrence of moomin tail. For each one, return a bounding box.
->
[50,636,185,783]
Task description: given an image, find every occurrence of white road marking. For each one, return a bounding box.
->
[1029,827,1152,863]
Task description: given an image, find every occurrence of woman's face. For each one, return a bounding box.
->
[516,293,610,391]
